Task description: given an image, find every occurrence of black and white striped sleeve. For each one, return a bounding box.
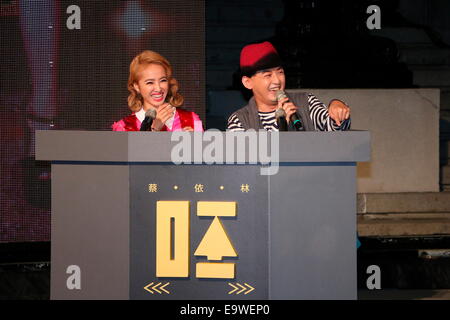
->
[308,94,351,131]
[227,113,245,132]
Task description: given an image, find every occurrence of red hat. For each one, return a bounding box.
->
[240,41,283,77]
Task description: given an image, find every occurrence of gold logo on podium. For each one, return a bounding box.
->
[194,202,238,279]
[156,201,190,277]
[155,201,238,279]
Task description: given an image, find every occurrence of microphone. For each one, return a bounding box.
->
[275,107,288,131]
[140,108,157,131]
[276,90,304,131]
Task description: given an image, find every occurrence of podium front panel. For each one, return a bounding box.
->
[51,163,130,299]
[269,163,357,299]
[130,164,269,300]
[128,163,356,300]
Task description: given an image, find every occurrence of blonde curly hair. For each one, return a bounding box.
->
[127,50,184,112]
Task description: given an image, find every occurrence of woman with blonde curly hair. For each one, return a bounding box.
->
[112,50,203,132]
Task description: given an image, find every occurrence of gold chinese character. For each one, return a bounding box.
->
[195,201,238,279]
[148,184,158,193]
[240,184,250,193]
[194,184,204,193]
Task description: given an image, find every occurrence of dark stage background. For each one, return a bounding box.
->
[0,0,205,243]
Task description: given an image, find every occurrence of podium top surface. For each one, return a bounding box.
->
[35,130,370,163]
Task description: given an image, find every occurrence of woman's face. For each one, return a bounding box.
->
[133,63,169,110]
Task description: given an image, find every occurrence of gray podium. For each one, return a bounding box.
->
[36,130,370,300]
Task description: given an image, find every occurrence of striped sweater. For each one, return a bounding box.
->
[227,94,350,132]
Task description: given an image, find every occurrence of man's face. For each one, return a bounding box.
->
[242,66,286,108]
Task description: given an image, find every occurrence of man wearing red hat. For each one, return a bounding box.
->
[227,41,351,131]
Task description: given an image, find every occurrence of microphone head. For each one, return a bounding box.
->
[275,107,286,118]
[145,108,157,119]
[276,90,287,101]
